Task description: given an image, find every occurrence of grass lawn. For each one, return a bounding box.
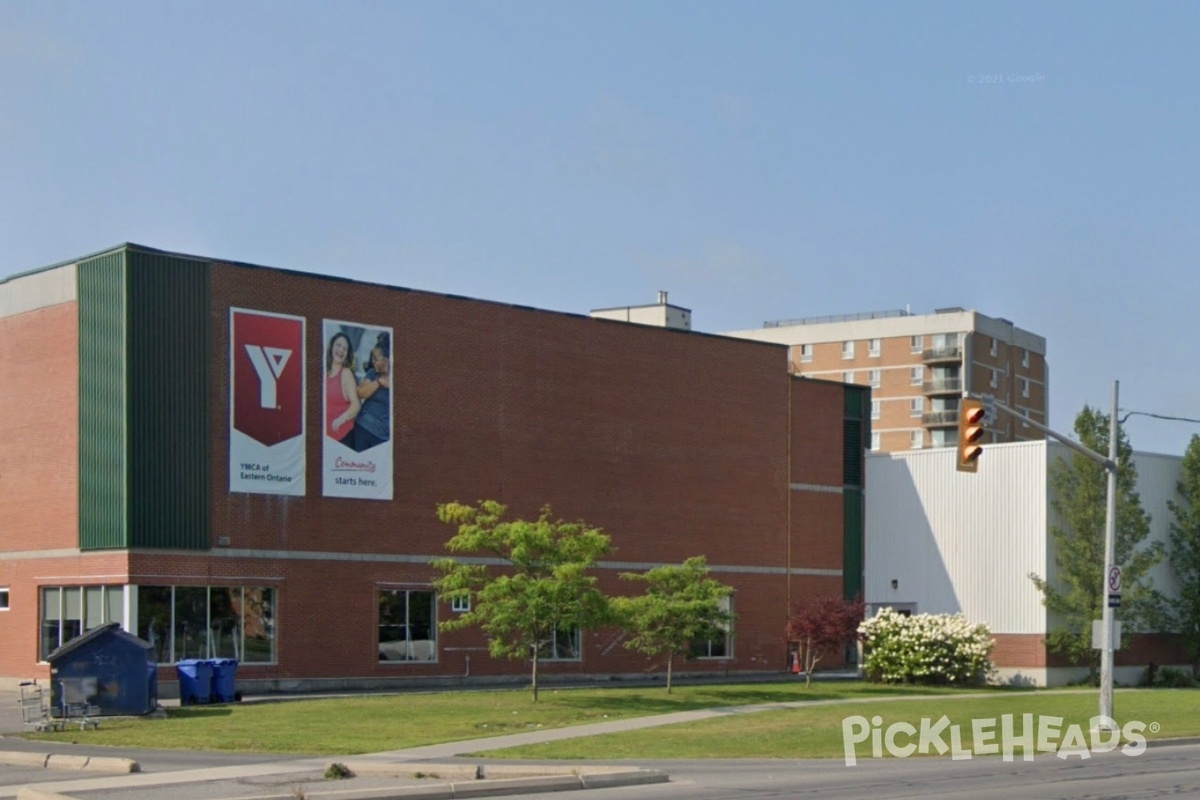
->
[476,688,1200,760]
[23,681,1000,755]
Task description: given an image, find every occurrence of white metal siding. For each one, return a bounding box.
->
[865,441,1050,633]
[0,264,76,318]
[1132,452,1184,600]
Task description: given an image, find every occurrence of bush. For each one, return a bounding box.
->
[859,608,994,685]
[1155,666,1195,688]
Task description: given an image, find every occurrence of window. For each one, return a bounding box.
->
[910,430,923,449]
[990,337,998,356]
[538,626,581,661]
[868,369,881,388]
[870,400,881,420]
[134,585,275,665]
[843,371,855,384]
[1021,378,1030,398]
[990,368,999,389]
[910,366,923,386]
[1022,349,1030,368]
[910,335,923,353]
[842,340,855,360]
[868,338,881,357]
[870,432,881,451]
[690,596,732,659]
[40,585,124,660]
[450,595,471,613]
[799,343,813,363]
[909,398,923,417]
[1022,408,1032,428]
[0,588,8,610]
[379,589,437,662]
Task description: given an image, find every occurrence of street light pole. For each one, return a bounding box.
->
[1099,380,1119,723]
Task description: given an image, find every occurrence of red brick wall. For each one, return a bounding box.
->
[0,302,79,553]
[992,634,1048,668]
[186,262,847,681]
[209,264,795,565]
[0,302,80,679]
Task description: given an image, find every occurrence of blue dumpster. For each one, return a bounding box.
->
[176,659,213,705]
[210,659,240,703]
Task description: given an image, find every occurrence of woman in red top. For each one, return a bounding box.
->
[325,331,360,443]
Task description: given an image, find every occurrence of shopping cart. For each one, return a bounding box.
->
[57,676,101,730]
[18,680,63,732]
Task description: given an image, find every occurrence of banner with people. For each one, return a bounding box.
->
[229,308,306,495]
[321,319,394,500]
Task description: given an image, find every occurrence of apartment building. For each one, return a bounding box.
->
[724,308,1047,453]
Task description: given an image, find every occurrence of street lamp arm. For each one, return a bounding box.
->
[991,399,1115,472]
[1119,410,1200,426]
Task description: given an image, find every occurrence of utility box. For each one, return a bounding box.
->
[46,623,158,716]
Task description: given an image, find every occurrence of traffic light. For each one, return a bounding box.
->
[957,398,985,473]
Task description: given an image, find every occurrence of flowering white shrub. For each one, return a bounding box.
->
[858,608,995,685]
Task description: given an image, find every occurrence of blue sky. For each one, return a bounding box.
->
[3,2,1197,455]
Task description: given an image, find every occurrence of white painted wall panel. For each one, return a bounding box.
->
[0,264,76,318]
[865,441,1050,633]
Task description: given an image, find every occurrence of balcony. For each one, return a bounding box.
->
[922,345,963,364]
[921,410,959,428]
[922,378,963,396]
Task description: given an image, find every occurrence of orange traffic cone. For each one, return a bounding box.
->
[791,651,801,675]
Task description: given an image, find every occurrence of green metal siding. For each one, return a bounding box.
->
[78,252,129,549]
[77,245,210,551]
[843,489,864,599]
[126,251,209,549]
[842,384,868,599]
[842,385,869,488]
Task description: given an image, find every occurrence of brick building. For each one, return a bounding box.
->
[0,243,868,693]
[723,308,1047,453]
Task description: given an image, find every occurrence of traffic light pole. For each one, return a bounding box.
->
[988,382,1120,726]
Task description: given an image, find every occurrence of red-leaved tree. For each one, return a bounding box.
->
[786,595,865,687]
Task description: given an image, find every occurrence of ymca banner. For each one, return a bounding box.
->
[321,319,394,500]
[229,308,306,495]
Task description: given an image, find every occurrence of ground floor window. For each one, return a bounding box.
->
[135,585,275,665]
[0,587,9,610]
[40,585,124,661]
[537,626,581,661]
[689,596,733,659]
[378,589,437,662]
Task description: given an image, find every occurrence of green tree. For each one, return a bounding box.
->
[1028,406,1163,675]
[431,500,612,702]
[1163,434,1200,671]
[611,557,734,693]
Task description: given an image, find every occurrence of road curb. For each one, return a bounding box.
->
[0,751,139,774]
[181,763,669,800]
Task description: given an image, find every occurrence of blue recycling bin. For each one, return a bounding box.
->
[210,659,240,703]
[175,659,213,705]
